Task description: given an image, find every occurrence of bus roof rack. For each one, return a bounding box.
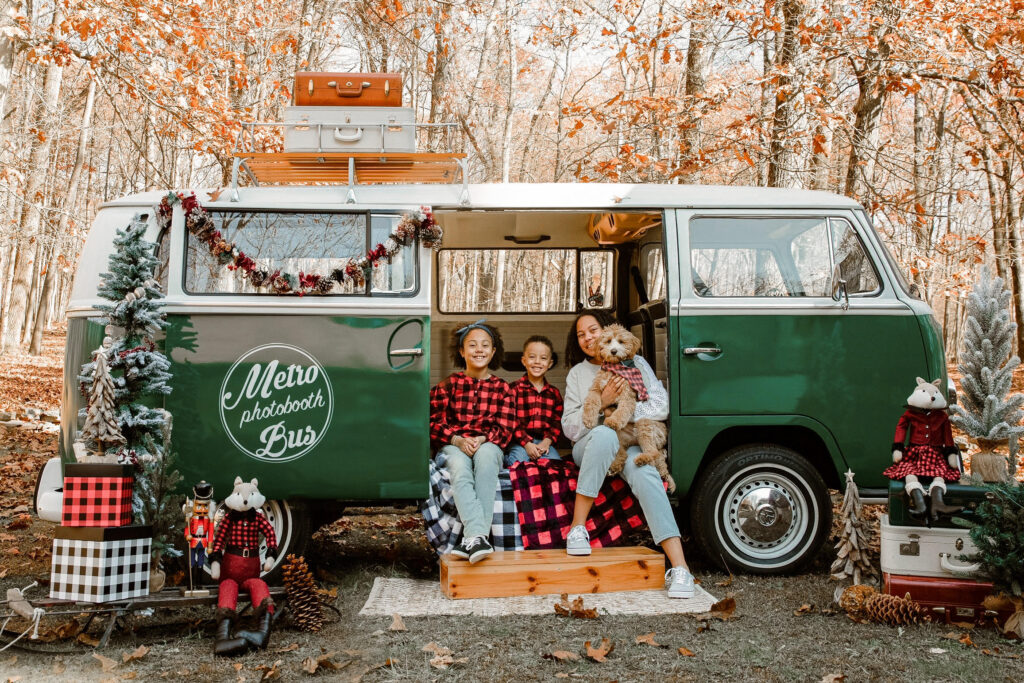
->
[229,119,469,205]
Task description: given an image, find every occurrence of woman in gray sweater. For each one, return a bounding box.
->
[561,310,695,598]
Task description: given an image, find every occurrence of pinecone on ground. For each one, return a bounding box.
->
[282,554,323,632]
[839,584,877,618]
[863,592,927,626]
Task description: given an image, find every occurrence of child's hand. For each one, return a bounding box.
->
[454,435,478,456]
[537,439,552,455]
[525,442,542,460]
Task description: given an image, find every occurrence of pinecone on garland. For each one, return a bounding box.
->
[282,554,323,632]
[863,592,928,626]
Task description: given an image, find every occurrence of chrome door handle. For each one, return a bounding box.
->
[684,346,721,355]
[389,348,423,357]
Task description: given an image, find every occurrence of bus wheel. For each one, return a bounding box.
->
[689,444,831,575]
[203,500,310,584]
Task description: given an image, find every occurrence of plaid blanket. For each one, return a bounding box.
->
[420,451,523,556]
[508,458,656,549]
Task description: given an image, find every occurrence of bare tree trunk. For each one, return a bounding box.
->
[500,0,517,184]
[766,0,804,188]
[3,49,63,353]
[30,78,95,354]
[427,8,449,150]
[911,92,929,292]
[843,0,896,204]
[0,16,16,123]
[680,20,706,181]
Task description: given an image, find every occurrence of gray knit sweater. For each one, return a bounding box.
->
[560,355,669,443]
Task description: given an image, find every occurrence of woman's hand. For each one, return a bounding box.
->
[601,376,625,409]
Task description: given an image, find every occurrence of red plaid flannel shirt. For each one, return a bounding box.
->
[209,509,278,561]
[429,373,516,450]
[510,375,563,447]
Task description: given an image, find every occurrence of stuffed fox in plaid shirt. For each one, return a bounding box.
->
[209,477,278,656]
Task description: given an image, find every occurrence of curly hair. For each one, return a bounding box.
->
[449,323,505,370]
[564,309,617,367]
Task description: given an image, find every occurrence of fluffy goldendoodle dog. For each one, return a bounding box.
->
[580,324,674,491]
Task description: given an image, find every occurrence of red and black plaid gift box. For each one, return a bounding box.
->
[61,463,134,528]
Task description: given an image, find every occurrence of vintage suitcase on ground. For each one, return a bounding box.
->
[50,525,152,602]
[294,72,402,107]
[282,106,416,153]
[880,514,981,580]
[883,573,1012,624]
[887,480,987,528]
[61,463,134,528]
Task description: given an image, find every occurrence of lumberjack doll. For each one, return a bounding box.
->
[208,477,278,656]
[183,480,213,596]
[883,377,963,521]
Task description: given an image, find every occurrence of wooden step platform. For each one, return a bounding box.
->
[440,547,665,599]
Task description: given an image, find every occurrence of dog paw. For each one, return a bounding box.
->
[582,413,597,429]
[634,454,652,467]
[604,416,623,430]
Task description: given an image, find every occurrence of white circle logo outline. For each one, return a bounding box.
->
[218,343,334,463]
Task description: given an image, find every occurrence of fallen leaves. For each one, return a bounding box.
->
[255,659,282,680]
[553,594,598,619]
[707,596,737,620]
[273,642,299,654]
[678,646,696,657]
[389,614,407,632]
[76,632,100,647]
[122,647,149,663]
[794,603,815,616]
[584,638,615,663]
[301,652,348,675]
[820,674,845,682]
[92,653,118,672]
[422,642,466,670]
[635,632,664,648]
[542,650,580,662]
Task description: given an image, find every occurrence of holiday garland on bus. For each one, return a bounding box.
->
[157,192,441,296]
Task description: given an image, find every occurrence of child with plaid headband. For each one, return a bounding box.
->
[429,320,516,564]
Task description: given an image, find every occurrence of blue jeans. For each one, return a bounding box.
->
[571,425,680,544]
[505,439,561,468]
[439,442,503,539]
[190,544,206,569]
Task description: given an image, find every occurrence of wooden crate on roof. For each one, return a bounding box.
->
[235,151,466,186]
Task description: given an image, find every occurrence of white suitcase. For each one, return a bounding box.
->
[879,514,981,579]
[282,106,416,153]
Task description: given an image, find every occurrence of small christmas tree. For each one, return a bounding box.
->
[78,213,181,562]
[79,344,125,457]
[830,470,877,586]
[950,266,1024,482]
[955,481,1024,597]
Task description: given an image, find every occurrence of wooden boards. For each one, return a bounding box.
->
[440,547,665,599]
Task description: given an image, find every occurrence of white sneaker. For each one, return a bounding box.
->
[665,566,695,599]
[566,525,591,556]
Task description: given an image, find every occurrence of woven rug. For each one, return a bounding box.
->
[358,578,718,617]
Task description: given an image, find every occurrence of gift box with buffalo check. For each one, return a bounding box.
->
[49,525,152,602]
[61,463,134,528]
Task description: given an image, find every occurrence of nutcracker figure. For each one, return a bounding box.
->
[182,480,213,597]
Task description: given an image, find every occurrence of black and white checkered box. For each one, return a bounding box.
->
[50,525,152,603]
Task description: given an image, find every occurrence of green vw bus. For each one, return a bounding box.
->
[38,182,947,575]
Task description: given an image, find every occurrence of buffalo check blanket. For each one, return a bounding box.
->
[420,451,523,556]
[508,459,656,549]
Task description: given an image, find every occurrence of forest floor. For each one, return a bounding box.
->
[0,330,1022,681]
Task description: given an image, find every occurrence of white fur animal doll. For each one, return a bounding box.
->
[883,377,962,520]
[208,477,278,656]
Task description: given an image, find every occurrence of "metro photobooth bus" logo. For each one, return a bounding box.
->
[219,344,333,463]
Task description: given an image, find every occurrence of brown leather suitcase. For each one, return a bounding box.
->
[294,72,402,106]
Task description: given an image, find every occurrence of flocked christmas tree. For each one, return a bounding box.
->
[950,266,1024,482]
[78,213,181,560]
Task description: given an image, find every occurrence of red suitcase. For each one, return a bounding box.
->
[294,72,402,107]
[883,572,1013,624]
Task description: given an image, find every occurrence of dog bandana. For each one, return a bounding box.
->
[602,361,648,401]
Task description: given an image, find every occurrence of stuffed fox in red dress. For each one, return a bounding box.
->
[883,377,962,520]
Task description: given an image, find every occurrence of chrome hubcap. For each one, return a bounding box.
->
[719,470,811,562]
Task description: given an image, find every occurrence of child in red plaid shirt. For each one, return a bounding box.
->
[506,335,563,467]
[429,320,516,563]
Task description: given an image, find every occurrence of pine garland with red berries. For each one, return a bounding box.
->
[157,192,441,296]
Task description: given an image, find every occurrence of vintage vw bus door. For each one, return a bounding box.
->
[163,207,429,500]
[672,210,931,571]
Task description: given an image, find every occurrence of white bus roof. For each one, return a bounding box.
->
[102,183,862,212]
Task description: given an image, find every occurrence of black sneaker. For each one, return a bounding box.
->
[448,539,470,560]
[465,536,494,564]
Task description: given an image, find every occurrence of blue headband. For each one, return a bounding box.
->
[456,318,493,344]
